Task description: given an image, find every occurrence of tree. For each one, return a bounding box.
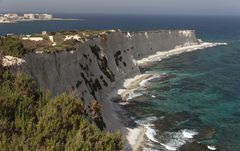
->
[0,36,27,57]
[0,69,123,151]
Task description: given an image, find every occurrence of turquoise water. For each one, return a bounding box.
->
[125,35,240,150]
[1,14,240,150]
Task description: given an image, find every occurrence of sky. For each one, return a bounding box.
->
[0,0,239,16]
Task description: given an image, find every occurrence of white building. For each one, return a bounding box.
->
[0,16,11,23]
[42,31,47,35]
[4,13,18,18]
[43,14,53,20]
[24,14,36,20]
[0,17,4,21]
[0,13,54,23]
[23,13,53,20]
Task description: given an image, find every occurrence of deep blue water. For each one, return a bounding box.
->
[0,14,239,42]
[1,14,240,151]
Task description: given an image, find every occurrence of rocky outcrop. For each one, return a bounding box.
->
[22,30,198,110]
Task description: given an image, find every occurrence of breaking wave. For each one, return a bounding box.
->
[126,91,143,100]
[136,117,199,151]
[139,75,162,87]
[207,145,217,150]
[158,129,198,151]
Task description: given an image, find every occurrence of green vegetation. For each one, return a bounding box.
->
[20,36,52,52]
[0,36,28,57]
[48,39,78,52]
[0,30,115,57]
[0,67,123,151]
[0,35,77,56]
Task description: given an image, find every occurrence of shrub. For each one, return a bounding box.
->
[89,100,106,130]
[0,69,123,151]
[0,36,27,57]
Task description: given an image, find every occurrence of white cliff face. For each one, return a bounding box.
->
[22,30,199,107]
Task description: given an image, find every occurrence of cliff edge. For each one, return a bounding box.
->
[22,30,198,106]
[19,29,199,150]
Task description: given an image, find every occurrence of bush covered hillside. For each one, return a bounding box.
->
[0,30,114,57]
[0,65,123,150]
[0,36,28,57]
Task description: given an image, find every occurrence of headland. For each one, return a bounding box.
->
[0,29,226,150]
[0,13,80,24]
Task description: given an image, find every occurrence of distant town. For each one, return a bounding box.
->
[0,13,79,23]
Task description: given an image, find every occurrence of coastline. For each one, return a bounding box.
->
[52,18,82,21]
[0,18,82,24]
[104,42,227,151]
[137,42,227,68]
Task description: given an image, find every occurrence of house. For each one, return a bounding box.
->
[24,14,36,20]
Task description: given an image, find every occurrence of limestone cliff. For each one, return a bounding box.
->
[22,30,198,111]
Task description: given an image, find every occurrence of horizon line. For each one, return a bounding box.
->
[1,12,240,17]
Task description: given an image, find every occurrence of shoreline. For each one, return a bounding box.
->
[137,42,227,68]
[104,42,227,150]
[0,18,82,24]
[101,73,152,150]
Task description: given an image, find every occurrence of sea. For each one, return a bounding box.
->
[1,14,240,151]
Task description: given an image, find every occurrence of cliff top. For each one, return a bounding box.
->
[0,29,195,58]
[0,29,118,57]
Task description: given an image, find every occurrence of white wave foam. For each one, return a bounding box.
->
[135,117,199,151]
[207,145,217,150]
[139,78,150,87]
[146,125,160,143]
[182,129,198,139]
[198,39,203,43]
[119,102,129,105]
[158,129,198,151]
[151,95,156,98]
[135,116,160,144]
[199,42,228,49]
[137,42,228,67]
[126,91,143,100]
[139,75,161,87]
[160,143,177,151]
[136,116,158,126]
[143,147,160,151]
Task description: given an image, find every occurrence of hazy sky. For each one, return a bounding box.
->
[0,0,239,16]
